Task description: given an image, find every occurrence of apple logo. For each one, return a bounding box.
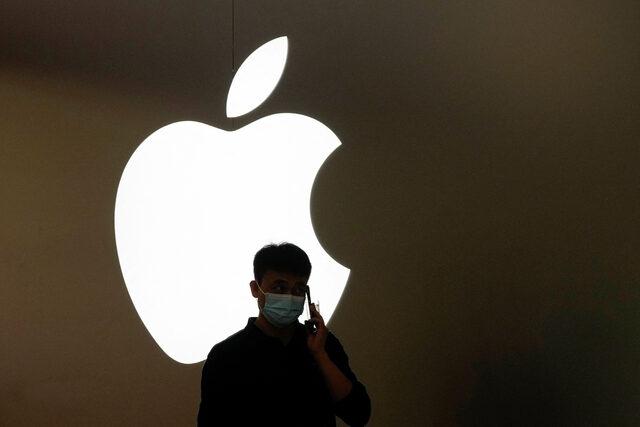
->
[114,36,350,364]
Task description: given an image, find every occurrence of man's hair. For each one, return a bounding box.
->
[253,242,312,284]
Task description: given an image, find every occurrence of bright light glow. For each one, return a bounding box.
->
[226,36,288,118]
[115,115,350,364]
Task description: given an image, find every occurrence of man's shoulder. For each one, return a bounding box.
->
[325,329,344,349]
[324,329,351,361]
[206,325,251,360]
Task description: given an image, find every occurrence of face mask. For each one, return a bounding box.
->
[257,284,305,328]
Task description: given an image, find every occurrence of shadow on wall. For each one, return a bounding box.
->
[458,294,640,426]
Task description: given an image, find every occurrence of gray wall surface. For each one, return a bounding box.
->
[2,1,639,425]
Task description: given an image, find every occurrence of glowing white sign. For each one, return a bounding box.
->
[114,36,350,364]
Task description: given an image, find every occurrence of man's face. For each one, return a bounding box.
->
[250,270,309,310]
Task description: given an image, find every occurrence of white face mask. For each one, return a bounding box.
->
[257,284,305,328]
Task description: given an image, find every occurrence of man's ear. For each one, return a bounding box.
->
[250,280,259,298]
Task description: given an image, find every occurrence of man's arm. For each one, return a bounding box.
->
[306,304,371,426]
[322,334,372,427]
[197,346,232,426]
[313,350,354,402]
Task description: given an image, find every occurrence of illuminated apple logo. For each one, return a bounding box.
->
[114,36,350,364]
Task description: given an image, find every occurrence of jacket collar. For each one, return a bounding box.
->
[245,317,306,346]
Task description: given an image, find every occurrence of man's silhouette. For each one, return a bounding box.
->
[197,242,371,426]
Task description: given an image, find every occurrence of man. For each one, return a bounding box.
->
[197,242,371,426]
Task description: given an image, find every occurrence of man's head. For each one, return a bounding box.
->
[252,242,312,285]
[250,242,312,327]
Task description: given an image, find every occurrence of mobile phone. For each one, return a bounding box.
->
[304,286,317,335]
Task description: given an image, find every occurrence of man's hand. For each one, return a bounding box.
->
[306,303,328,357]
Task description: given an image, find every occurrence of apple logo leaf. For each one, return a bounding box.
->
[226,36,288,118]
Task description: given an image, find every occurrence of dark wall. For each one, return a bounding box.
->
[2,1,639,425]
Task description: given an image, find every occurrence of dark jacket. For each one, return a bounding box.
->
[197,317,371,426]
